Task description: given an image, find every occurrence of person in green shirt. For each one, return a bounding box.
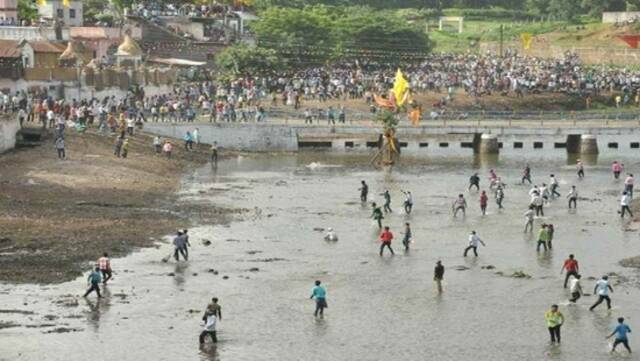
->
[371,202,384,229]
[536,224,549,252]
[545,304,564,344]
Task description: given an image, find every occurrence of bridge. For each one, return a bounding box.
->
[142,118,640,155]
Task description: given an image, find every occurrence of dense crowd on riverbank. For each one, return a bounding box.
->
[5,51,640,129]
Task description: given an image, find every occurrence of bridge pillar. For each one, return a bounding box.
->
[580,134,599,154]
[478,133,499,154]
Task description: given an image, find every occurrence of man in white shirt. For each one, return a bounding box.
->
[567,185,578,209]
[524,206,535,232]
[568,274,582,303]
[620,192,633,218]
[199,313,218,344]
[463,231,485,257]
[550,174,561,197]
[589,275,613,311]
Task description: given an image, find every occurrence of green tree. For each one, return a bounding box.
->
[548,0,582,20]
[215,43,281,75]
[526,0,550,15]
[17,0,37,22]
[581,0,610,18]
[333,10,433,62]
[251,6,334,65]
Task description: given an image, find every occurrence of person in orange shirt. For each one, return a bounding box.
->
[379,226,395,256]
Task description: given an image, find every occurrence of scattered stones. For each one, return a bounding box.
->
[0,321,20,329]
[206,269,219,275]
[0,309,35,315]
[202,239,212,246]
[45,327,82,334]
[249,258,287,263]
[167,272,175,277]
[510,271,532,279]
[222,275,229,280]
[620,256,640,268]
[53,297,78,308]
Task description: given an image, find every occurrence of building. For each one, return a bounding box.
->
[70,27,125,60]
[0,0,17,25]
[0,39,21,78]
[38,0,84,27]
[20,41,66,68]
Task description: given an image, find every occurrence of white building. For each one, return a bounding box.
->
[38,0,83,27]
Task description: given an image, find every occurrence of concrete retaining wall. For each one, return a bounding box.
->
[0,117,20,153]
[141,123,640,154]
[143,123,298,151]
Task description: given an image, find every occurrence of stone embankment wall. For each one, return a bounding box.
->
[0,116,20,153]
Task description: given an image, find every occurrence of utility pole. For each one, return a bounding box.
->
[499,24,504,58]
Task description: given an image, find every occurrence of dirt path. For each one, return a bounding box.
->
[0,128,241,284]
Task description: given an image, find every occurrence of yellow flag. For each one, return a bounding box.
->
[62,0,70,7]
[520,33,533,50]
[393,69,409,106]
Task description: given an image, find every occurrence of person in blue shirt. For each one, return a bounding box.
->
[310,280,327,317]
[83,267,102,298]
[608,317,632,353]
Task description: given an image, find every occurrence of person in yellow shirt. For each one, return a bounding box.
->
[545,304,565,344]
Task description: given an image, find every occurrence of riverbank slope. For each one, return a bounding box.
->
[0,129,238,284]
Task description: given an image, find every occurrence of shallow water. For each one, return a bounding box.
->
[2,152,640,361]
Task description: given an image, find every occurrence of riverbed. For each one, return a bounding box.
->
[2,151,640,361]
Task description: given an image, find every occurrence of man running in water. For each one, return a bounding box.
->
[612,161,622,180]
[625,174,634,198]
[371,203,384,229]
[567,185,578,209]
[463,231,485,257]
[310,280,327,317]
[590,275,614,311]
[561,254,579,288]
[522,164,532,184]
[608,317,632,353]
[453,194,467,217]
[401,190,413,214]
[569,274,583,303]
[536,224,549,252]
[402,222,412,251]
[532,191,544,217]
[495,185,504,209]
[620,191,633,218]
[381,190,392,213]
[434,261,444,293]
[524,205,535,233]
[545,304,565,344]
[469,173,480,191]
[479,190,488,215]
[359,181,368,202]
[379,226,395,256]
[550,174,561,198]
[577,159,585,178]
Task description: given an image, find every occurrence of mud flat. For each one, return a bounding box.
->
[0,129,241,283]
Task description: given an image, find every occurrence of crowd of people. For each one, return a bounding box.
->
[8,50,640,132]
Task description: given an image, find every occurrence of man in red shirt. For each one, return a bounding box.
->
[560,254,579,288]
[379,226,395,256]
[480,190,488,215]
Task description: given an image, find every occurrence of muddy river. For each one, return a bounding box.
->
[2,152,640,361]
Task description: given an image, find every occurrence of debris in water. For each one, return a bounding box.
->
[222,275,229,279]
[510,271,532,279]
[202,239,212,246]
[248,268,260,272]
[481,265,496,270]
[454,266,470,271]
